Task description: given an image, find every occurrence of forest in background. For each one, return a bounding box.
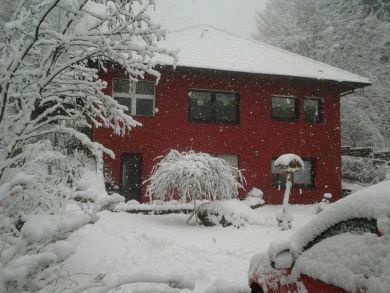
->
[256,0,390,149]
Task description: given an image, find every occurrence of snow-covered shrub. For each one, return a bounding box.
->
[0,139,121,292]
[247,187,264,198]
[342,155,390,183]
[244,188,265,209]
[314,193,332,214]
[197,200,263,227]
[145,150,245,203]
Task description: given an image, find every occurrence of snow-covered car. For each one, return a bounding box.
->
[248,180,390,293]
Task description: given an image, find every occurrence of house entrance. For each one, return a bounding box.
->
[121,154,142,202]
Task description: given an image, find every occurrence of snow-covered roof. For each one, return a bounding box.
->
[158,25,370,88]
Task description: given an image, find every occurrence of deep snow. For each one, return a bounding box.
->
[62,205,315,292]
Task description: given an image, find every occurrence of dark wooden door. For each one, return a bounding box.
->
[121,154,142,202]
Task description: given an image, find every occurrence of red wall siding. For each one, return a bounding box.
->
[94,67,342,204]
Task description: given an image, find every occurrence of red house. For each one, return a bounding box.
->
[94,25,370,204]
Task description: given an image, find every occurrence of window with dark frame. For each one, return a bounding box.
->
[271,96,298,121]
[189,90,239,123]
[112,79,155,117]
[304,98,322,123]
[271,159,315,189]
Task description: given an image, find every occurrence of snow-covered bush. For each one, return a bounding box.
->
[145,150,245,203]
[0,138,125,292]
[342,155,390,184]
[197,200,263,227]
[0,140,93,292]
[314,193,332,214]
[244,188,265,209]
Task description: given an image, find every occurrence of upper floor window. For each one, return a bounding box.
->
[189,90,239,123]
[112,79,155,116]
[271,159,315,189]
[304,98,322,123]
[272,96,298,121]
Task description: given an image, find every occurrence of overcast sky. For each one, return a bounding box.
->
[149,0,269,38]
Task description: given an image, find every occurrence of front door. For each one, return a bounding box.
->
[121,154,142,202]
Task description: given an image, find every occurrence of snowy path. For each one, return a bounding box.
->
[63,205,315,292]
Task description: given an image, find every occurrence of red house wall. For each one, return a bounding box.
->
[94,67,342,204]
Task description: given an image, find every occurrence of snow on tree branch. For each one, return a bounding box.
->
[0,0,176,180]
[145,150,245,203]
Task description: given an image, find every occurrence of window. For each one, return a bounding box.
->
[304,98,322,122]
[272,96,298,121]
[112,79,155,116]
[271,159,315,189]
[189,90,239,123]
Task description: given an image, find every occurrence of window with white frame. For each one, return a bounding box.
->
[112,79,155,116]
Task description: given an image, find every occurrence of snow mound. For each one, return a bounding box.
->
[246,187,264,198]
[115,199,209,214]
[242,197,265,209]
[197,199,264,227]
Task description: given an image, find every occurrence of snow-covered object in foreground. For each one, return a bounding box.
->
[249,179,390,293]
[197,199,264,227]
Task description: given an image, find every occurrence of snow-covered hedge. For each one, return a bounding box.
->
[115,199,209,214]
[342,155,390,183]
[197,200,264,227]
[145,150,245,202]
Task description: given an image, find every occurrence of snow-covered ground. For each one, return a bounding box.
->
[63,205,316,292]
